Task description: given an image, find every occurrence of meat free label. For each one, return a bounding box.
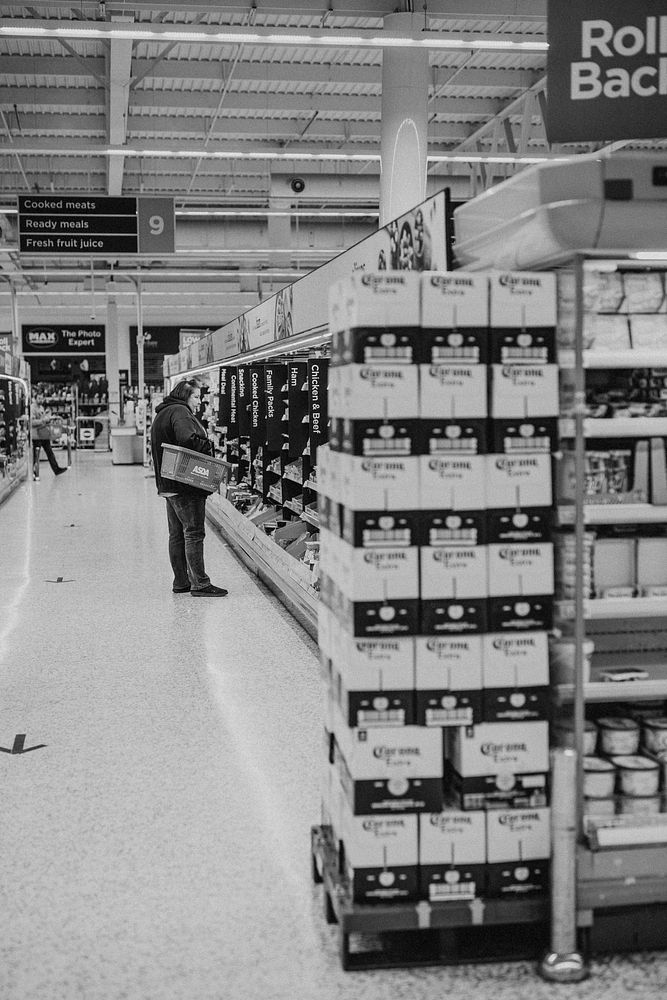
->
[546,2,667,142]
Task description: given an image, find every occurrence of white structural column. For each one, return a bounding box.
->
[379,13,429,226]
[105,289,121,428]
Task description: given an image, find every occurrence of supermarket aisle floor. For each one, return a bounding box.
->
[0,453,665,1000]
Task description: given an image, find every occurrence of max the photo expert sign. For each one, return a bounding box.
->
[546,1,667,142]
[22,324,105,355]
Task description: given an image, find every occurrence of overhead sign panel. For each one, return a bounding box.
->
[21,324,105,355]
[546,1,667,142]
[17,195,174,254]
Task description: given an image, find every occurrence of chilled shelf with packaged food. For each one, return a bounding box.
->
[0,364,30,506]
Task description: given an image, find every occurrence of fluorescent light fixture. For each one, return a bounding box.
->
[632,251,667,260]
[0,269,299,279]
[0,19,548,53]
[4,145,563,166]
[176,209,378,218]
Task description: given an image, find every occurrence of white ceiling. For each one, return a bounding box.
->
[0,0,664,319]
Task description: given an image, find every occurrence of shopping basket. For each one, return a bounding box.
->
[160,443,230,493]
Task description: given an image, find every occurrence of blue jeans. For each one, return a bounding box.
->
[165,495,210,591]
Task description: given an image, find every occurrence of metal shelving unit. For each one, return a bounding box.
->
[560,255,667,951]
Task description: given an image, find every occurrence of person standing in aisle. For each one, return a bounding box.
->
[150,379,228,597]
[30,391,67,480]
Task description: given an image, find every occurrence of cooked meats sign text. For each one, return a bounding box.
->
[546,1,667,142]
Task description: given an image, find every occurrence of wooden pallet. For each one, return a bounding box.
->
[311,825,550,971]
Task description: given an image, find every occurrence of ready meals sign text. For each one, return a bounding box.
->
[22,324,105,355]
[546,1,667,142]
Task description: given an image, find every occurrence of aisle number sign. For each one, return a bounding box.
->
[546,0,667,142]
[17,195,174,254]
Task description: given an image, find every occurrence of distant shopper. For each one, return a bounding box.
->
[31,392,67,480]
[150,379,228,598]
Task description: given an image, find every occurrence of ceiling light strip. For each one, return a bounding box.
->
[1,145,567,165]
[0,20,549,53]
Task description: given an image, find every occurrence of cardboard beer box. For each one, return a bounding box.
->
[419,363,488,420]
[485,807,551,898]
[421,597,487,637]
[332,634,416,727]
[420,453,486,509]
[340,453,420,509]
[420,543,489,600]
[488,327,557,366]
[489,272,557,332]
[342,507,422,549]
[334,712,444,814]
[332,631,415,677]
[328,271,422,335]
[418,809,487,901]
[328,364,420,419]
[484,453,552,509]
[421,418,488,456]
[340,807,419,903]
[414,635,483,727]
[331,327,421,367]
[489,364,559,418]
[489,418,559,456]
[486,595,553,633]
[338,592,421,638]
[447,721,549,811]
[421,272,489,355]
[486,507,553,544]
[336,418,421,458]
[482,632,550,723]
[421,509,487,548]
[333,538,420,602]
[487,542,554,597]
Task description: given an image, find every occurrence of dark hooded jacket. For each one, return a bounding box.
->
[150,394,214,498]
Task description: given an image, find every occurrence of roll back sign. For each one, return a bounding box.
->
[546,1,667,142]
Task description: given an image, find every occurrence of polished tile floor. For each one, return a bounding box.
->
[1,453,665,1000]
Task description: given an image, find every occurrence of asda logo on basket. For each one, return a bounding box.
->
[192,465,210,477]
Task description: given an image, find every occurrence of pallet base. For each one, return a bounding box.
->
[311,825,550,971]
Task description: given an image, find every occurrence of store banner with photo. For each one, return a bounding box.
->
[131,325,214,385]
[195,189,450,367]
[546,0,667,142]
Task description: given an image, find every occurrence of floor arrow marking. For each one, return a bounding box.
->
[0,733,47,755]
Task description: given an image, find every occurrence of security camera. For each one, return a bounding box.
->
[290,177,306,194]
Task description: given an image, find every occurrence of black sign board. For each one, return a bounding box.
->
[308,358,329,460]
[546,0,667,142]
[228,368,238,438]
[249,365,266,450]
[218,367,230,428]
[237,365,251,436]
[18,194,174,255]
[264,363,287,451]
[287,362,308,457]
[22,324,105,355]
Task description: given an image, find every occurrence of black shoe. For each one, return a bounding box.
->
[172,585,191,593]
[55,467,67,476]
[191,584,228,597]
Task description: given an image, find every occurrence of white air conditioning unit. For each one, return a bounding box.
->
[453,153,667,270]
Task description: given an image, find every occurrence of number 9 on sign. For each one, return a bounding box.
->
[138,197,174,253]
[149,215,164,236]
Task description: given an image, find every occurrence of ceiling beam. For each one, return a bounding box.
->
[2,89,505,118]
[16,0,546,16]
[106,18,134,196]
[0,56,542,92]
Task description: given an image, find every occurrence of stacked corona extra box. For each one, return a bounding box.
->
[318,271,554,904]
